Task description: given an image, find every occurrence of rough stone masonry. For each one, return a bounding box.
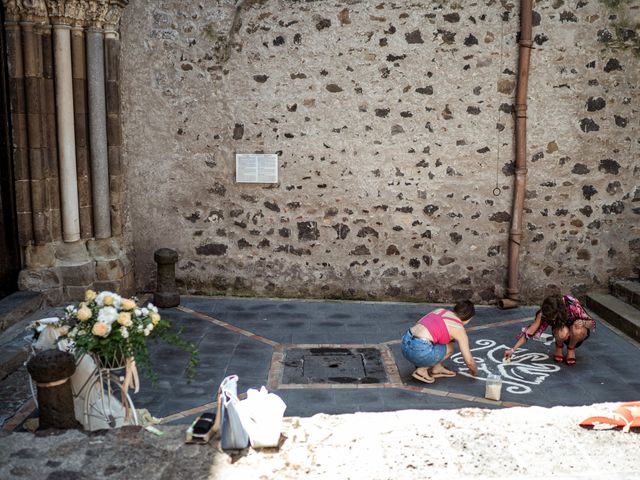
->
[120,0,639,303]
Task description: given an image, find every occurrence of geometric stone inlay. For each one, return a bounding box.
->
[282,347,388,384]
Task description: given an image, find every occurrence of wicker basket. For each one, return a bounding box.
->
[93,348,130,370]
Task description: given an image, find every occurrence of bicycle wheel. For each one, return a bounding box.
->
[83,371,138,430]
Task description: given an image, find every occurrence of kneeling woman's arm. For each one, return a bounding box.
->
[452,329,478,376]
[503,311,543,361]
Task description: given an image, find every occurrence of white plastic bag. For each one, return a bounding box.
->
[219,375,250,450]
[240,386,287,448]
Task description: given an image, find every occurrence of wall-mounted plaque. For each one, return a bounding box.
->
[235,154,278,183]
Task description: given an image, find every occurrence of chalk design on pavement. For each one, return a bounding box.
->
[451,339,562,395]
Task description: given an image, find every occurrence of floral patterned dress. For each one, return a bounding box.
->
[517,295,595,343]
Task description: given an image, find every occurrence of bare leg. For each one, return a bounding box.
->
[553,326,569,361]
[430,343,456,377]
[566,323,588,363]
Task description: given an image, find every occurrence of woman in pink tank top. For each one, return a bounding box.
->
[401,300,478,384]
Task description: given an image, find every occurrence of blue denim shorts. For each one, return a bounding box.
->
[401,329,447,367]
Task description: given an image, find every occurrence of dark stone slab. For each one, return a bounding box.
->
[282,347,387,385]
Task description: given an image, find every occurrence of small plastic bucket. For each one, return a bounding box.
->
[485,374,503,401]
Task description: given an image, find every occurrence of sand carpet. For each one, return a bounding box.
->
[210,403,639,479]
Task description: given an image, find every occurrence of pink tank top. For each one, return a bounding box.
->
[417,309,463,344]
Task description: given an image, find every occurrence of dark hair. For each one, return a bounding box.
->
[453,299,475,321]
[540,294,567,327]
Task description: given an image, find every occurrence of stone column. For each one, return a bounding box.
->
[41,24,62,241]
[46,1,82,242]
[3,2,33,246]
[21,15,50,244]
[154,248,180,308]
[27,349,79,430]
[71,24,93,239]
[104,0,127,237]
[86,0,111,239]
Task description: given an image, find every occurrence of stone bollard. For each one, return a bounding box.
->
[154,248,180,308]
[27,349,79,430]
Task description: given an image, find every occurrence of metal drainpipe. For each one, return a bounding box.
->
[498,0,533,310]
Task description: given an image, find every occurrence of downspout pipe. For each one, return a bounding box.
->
[498,0,533,310]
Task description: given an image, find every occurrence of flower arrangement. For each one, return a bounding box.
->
[58,290,198,382]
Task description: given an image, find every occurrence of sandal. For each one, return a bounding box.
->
[411,369,435,384]
[553,342,564,363]
[565,346,576,366]
[431,368,456,378]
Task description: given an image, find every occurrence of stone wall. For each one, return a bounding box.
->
[120,0,639,303]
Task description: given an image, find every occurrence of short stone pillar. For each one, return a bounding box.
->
[27,349,79,430]
[154,248,180,308]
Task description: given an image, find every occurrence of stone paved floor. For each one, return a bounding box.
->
[3,295,640,430]
[138,296,640,424]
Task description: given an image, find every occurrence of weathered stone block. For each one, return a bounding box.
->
[54,241,90,263]
[95,259,125,282]
[25,244,56,268]
[64,285,93,302]
[18,267,61,290]
[86,237,124,260]
[56,262,96,287]
[93,280,121,293]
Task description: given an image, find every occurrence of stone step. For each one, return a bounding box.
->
[610,279,640,311]
[0,291,45,381]
[0,291,44,334]
[586,293,640,343]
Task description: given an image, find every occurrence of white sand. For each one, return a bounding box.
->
[210,403,639,479]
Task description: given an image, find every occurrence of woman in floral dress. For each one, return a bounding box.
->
[503,294,595,365]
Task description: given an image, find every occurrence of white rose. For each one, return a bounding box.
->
[94,291,108,306]
[141,308,149,316]
[97,306,118,325]
[111,294,123,309]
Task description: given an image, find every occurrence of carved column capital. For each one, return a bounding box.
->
[44,0,85,26]
[85,0,108,29]
[103,0,127,36]
[1,0,22,21]
[2,0,48,22]
[22,0,48,21]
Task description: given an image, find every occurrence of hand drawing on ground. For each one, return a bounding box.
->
[450,339,562,394]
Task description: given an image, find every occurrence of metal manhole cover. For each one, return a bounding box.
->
[281,347,388,384]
